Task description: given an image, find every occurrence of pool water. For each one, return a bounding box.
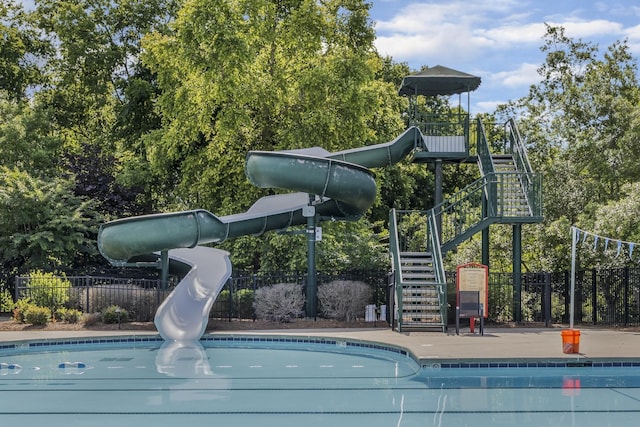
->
[1,336,640,426]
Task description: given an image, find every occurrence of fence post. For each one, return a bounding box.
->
[14,276,19,302]
[252,274,258,321]
[544,272,552,327]
[591,269,597,325]
[86,276,91,313]
[624,267,630,327]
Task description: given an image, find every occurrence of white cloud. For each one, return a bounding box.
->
[478,23,549,45]
[476,100,503,114]
[373,0,630,68]
[547,19,624,38]
[490,63,541,89]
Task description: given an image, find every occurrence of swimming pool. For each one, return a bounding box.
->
[1,335,639,426]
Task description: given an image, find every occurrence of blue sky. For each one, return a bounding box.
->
[370,0,640,113]
[17,0,640,113]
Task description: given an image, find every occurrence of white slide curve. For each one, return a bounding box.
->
[154,246,232,341]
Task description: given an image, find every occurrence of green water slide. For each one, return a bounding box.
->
[97,126,422,265]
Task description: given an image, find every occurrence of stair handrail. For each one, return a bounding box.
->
[505,118,542,217]
[505,118,533,175]
[427,208,447,325]
[475,117,495,177]
[433,174,491,247]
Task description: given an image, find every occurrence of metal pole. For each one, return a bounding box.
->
[570,226,577,329]
[304,201,317,319]
[513,224,522,323]
[160,250,169,290]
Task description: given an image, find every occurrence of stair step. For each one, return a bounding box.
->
[400,251,432,256]
[401,257,432,262]
[402,290,439,296]
[402,315,442,323]
[402,271,435,277]
[401,266,434,272]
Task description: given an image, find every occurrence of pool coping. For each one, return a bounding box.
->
[2,329,640,369]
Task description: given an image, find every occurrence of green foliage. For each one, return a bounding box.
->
[87,284,159,322]
[211,289,231,318]
[101,305,129,324]
[141,0,396,215]
[0,168,101,272]
[251,220,389,273]
[0,95,63,175]
[235,288,254,319]
[0,288,13,313]
[55,307,82,323]
[26,270,71,312]
[494,24,640,271]
[0,2,51,99]
[23,305,51,326]
[13,297,33,323]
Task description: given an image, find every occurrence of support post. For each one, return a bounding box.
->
[569,226,577,329]
[513,224,522,323]
[544,272,552,327]
[160,250,169,290]
[304,201,317,319]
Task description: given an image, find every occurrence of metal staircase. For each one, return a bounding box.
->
[389,117,542,332]
[390,209,447,332]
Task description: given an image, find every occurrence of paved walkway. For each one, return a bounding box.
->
[1,325,639,362]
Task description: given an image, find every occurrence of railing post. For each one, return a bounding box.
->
[592,269,597,325]
[512,224,522,323]
[544,272,552,327]
[624,267,630,327]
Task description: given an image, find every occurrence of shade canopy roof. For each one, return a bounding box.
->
[398,65,481,96]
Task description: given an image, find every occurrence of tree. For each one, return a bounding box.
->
[495,25,640,270]
[141,0,411,269]
[0,92,63,175]
[0,167,101,276]
[0,1,50,99]
[30,0,178,215]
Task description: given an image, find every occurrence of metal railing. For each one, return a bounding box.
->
[7,266,640,327]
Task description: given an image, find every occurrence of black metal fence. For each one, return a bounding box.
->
[8,266,640,327]
[211,270,390,320]
[11,271,389,322]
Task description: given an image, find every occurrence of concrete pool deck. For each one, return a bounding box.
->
[1,325,639,362]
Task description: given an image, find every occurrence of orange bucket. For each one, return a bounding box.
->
[561,329,581,354]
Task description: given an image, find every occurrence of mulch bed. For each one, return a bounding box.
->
[0,316,383,332]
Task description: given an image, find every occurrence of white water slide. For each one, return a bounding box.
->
[154,247,231,341]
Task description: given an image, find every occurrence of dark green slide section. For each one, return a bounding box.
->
[98,127,421,265]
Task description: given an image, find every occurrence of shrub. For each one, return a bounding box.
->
[235,288,254,319]
[88,284,159,321]
[253,283,304,322]
[26,270,71,312]
[13,297,34,323]
[82,312,101,326]
[101,305,129,324]
[211,289,231,318]
[317,280,372,321]
[23,305,51,325]
[0,288,13,314]
[55,307,82,323]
